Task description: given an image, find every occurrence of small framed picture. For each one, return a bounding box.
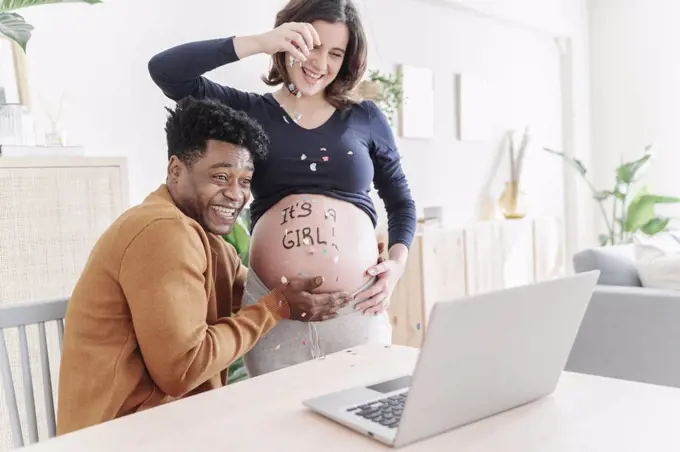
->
[0,37,29,105]
[399,64,435,139]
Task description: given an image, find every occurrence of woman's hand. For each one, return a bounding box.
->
[353,243,408,316]
[254,22,321,61]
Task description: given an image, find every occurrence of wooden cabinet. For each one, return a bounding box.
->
[388,218,565,347]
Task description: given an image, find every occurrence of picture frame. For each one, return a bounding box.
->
[0,37,30,105]
[398,64,435,139]
[456,73,493,142]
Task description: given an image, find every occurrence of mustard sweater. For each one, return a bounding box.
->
[56,185,288,435]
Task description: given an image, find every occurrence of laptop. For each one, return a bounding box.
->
[303,271,599,448]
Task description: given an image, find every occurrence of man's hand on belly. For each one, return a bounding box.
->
[281,276,352,321]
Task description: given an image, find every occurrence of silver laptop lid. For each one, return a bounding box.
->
[394,271,599,448]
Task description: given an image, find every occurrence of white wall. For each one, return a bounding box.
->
[18,0,591,246]
[590,0,680,225]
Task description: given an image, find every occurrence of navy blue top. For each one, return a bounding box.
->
[148,37,416,249]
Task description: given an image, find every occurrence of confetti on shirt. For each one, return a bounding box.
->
[301,154,307,160]
[333,256,339,264]
[283,116,290,124]
[347,151,354,155]
[310,163,317,171]
[320,147,327,152]
[322,156,329,162]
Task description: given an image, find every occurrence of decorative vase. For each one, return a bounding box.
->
[498,181,527,219]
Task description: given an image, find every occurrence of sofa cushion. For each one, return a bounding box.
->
[573,244,642,287]
[635,232,680,291]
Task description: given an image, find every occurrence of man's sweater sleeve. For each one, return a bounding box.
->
[119,218,287,397]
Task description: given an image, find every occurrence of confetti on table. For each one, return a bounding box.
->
[322,156,329,162]
[310,163,317,171]
[320,147,327,152]
[347,151,354,155]
[416,322,421,331]
[275,344,281,351]
[333,256,339,264]
[280,276,288,284]
[301,154,307,160]
[302,339,307,346]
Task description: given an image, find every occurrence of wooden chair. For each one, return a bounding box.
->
[0,298,68,449]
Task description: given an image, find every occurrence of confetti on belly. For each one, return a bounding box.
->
[322,156,329,162]
[348,151,354,155]
[320,147,327,152]
[296,91,302,99]
[302,237,311,245]
[280,276,288,284]
[333,256,339,264]
[301,154,307,160]
[322,248,327,254]
[308,248,315,255]
[310,163,317,171]
[298,272,305,276]
[294,113,303,122]
[416,322,421,331]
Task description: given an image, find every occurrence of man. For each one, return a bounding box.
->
[57,97,351,435]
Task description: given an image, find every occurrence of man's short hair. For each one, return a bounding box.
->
[165,96,270,166]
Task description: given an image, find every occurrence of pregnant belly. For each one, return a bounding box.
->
[249,194,379,294]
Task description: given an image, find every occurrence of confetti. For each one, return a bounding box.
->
[302,237,311,245]
[320,147,327,152]
[322,248,327,254]
[310,163,317,171]
[278,299,283,307]
[288,56,295,68]
[336,276,339,282]
[333,256,339,264]
[302,339,307,346]
[275,344,281,351]
[301,154,307,160]
[308,248,315,255]
[281,276,288,284]
[347,151,354,155]
[294,113,303,122]
[288,83,295,91]
[283,116,290,124]
[322,156,329,162]
[301,312,307,318]
[298,272,305,277]
[302,196,309,201]
[296,91,302,99]
[416,322,421,331]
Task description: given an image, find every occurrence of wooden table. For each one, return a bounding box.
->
[25,345,680,451]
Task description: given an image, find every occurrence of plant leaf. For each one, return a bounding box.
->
[625,187,680,232]
[640,217,670,235]
[0,11,31,50]
[616,153,651,184]
[1,0,102,11]
[543,147,588,176]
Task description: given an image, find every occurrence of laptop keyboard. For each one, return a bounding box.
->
[346,392,408,429]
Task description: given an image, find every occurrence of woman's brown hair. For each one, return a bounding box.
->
[262,0,368,109]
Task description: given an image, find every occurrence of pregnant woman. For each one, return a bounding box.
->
[148,0,416,375]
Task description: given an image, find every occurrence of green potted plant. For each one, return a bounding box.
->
[222,208,252,383]
[543,144,680,246]
[358,69,402,127]
[0,0,101,51]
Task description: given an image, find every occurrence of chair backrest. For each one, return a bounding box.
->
[0,298,68,450]
[573,244,642,287]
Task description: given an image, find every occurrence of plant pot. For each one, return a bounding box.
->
[498,181,528,220]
